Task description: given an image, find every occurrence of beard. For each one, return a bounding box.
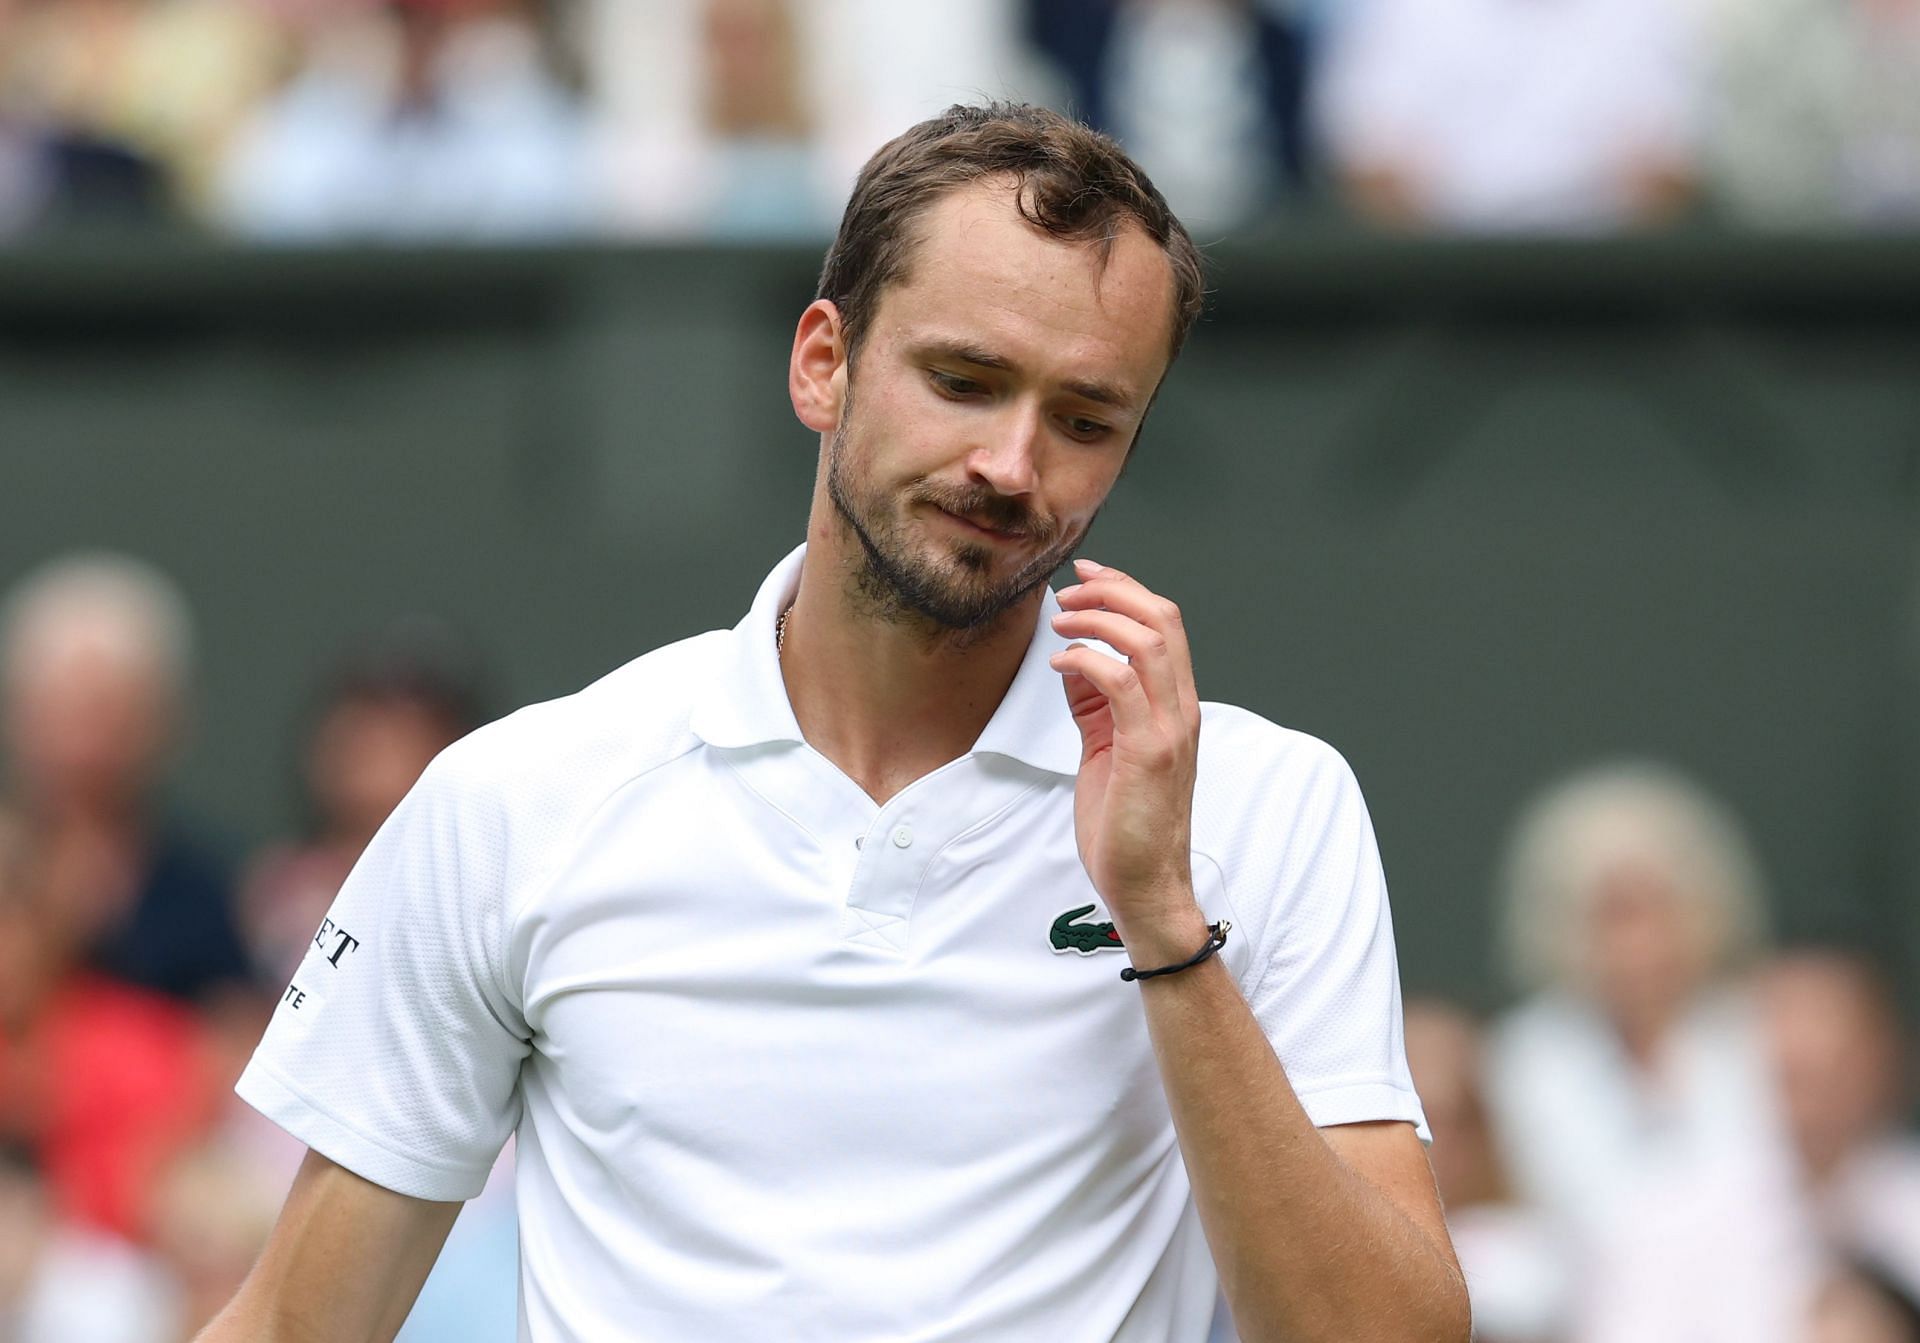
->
[825,397,1093,637]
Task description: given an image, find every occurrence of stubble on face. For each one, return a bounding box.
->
[825,387,1094,646]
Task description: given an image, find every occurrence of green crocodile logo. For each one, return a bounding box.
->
[1050,904,1125,955]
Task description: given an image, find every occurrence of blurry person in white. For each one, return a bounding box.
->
[1568,947,1920,1343]
[583,0,1055,238]
[217,0,589,241]
[1404,999,1569,1343]
[1483,761,1787,1251]
[1317,0,1703,232]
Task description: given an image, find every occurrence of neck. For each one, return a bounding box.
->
[779,515,1040,806]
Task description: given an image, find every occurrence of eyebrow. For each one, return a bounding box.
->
[916,338,1138,412]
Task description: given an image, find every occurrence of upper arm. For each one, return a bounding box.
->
[200,1149,462,1343]
[236,747,530,1202]
[1321,1120,1459,1273]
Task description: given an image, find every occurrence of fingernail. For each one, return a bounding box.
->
[1057,584,1081,598]
[1075,558,1104,573]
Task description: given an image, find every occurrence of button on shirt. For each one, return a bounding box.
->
[237,544,1427,1343]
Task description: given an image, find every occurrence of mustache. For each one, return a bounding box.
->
[908,480,1057,542]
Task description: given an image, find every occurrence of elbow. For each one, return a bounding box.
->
[1430,1270,1474,1343]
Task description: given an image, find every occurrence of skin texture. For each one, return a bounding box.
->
[203,174,1468,1343]
[197,1149,459,1343]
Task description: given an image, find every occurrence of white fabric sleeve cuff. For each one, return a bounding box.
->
[1295,1078,1433,1143]
[237,1058,493,1203]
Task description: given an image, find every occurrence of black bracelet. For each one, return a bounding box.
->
[1120,921,1231,982]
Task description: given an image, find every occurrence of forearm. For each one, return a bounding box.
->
[1125,913,1470,1343]
[196,1150,461,1343]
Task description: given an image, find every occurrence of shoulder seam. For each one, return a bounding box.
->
[495,734,707,1005]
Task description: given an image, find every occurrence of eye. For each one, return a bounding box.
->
[1063,415,1113,442]
[928,370,986,399]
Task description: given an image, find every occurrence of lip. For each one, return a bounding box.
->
[934,507,1023,542]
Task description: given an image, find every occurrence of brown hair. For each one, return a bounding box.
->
[817,101,1206,366]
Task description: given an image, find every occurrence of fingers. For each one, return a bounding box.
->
[1052,559,1199,726]
[1049,607,1185,717]
[1049,642,1157,744]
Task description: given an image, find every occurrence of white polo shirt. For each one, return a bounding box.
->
[238,544,1426,1343]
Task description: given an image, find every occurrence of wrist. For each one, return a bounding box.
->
[1113,899,1211,969]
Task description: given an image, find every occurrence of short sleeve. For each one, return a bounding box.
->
[1229,737,1429,1140]
[236,746,531,1201]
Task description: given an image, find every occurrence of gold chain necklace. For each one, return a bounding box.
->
[776,606,792,656]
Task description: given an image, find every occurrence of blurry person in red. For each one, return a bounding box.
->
[0,805,218,1245]
[0,553,250,1007]
[240,621,485,987]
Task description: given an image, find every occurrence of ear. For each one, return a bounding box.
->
[789,299,848,434]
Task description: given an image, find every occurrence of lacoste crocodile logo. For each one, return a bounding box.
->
[1050,904,1125,954]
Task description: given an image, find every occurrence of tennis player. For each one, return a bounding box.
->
[205,102,1469,1343]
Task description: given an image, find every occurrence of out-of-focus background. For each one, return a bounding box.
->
[1,1,1917,1340]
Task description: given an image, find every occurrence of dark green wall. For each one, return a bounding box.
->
[4,234,1917,1009]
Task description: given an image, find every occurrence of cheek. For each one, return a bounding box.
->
[1044,462,1120,528]
[844,382,947,480]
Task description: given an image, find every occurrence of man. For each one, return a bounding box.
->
[206,103,1467,1342]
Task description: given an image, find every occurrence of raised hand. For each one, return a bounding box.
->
[1048,558,1206,959]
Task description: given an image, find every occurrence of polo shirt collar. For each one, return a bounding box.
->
[690,543,1085,777]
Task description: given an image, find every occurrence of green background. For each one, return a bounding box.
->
[4,233,1917,1010]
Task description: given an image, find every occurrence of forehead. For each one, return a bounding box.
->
[869,179,1177,394]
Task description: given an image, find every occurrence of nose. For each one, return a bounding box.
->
[964,403,1042,498]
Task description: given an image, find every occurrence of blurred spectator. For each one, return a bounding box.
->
[35,0,282,197]
[0,1141,179,1343]
[239,618,483,986]
[1028,0,1312,229]
[0,0,170,234]
[585,0,1039,238]
[1698,0,1920,227]
[1316,0,1702,232]
[1403,998,1569,1343]
[217,0,590,240]
[583,0,806,236]
[230,620,513,1342]
[1761,949,1920,1298]
[144,1142,282,1337]
[0,552,250,1005]
[1809,1266,1920,1343]
[1568,946,1920,1343]
[0,807,219,1243]
[1483,762,1785,1252]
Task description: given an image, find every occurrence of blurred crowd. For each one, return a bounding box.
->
[0,553,511,1342]
[2,551,1917,1341]
[1,0,1918,245]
